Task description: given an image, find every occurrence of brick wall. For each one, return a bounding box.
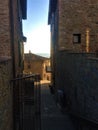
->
[58,0,98,52]
[0,58,13,130]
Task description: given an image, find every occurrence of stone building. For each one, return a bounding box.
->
[48,0,98,129]
[48,0,98,53]
[0,0,27,77]
[0,0,27,130]
[24,53,51,80]
[48,0,98,92]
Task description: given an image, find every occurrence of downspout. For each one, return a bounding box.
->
[9,0,16,78]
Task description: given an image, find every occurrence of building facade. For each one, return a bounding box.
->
[0,0,27,130]
[0,0,27,77]
[48,0,98,129]
[49,0,98,53]
[24,53,51,80]
[48,0,98,93]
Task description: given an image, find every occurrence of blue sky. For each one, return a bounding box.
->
[23,0,50,54]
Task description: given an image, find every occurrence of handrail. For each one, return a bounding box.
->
[11,74,40,82]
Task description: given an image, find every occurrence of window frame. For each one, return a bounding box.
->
[73,34,81,44]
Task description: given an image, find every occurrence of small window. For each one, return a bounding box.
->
[73,34,81,43]
[46,66,51,73]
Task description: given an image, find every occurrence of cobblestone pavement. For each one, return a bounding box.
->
[40,80,76,130]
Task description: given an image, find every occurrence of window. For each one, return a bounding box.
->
[73,34,81,43]
[46,66,51,73]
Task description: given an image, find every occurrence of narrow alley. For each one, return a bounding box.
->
[22,79,76,130]
[1,0,98,130]
[40,80,75,130]
[11,76,98,130]
[39,80,98,130]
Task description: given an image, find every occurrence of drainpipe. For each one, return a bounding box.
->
[9,0,16,78]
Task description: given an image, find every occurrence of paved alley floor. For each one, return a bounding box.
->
[40,80,76,130]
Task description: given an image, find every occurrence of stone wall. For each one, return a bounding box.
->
[0,58,13,130]
[0,0,24,76]
[24,60,43,79]
[0,0,11,56]
[55,51,98,123]
[12,0,24,75]
[24,59,51,80]
[58,0,98,52]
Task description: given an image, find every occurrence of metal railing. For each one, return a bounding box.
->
[11,74,41,130]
